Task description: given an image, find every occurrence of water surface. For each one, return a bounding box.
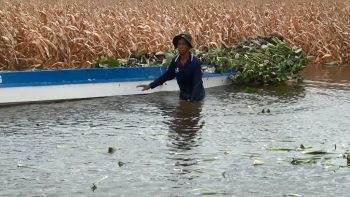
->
[1,67,350,196]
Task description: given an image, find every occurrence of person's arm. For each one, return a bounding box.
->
[190,63,204,101]
[149,60,176,89]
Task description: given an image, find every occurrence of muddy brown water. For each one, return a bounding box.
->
[0,65,350,196]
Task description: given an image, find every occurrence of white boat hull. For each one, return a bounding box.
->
[0,75,231,105]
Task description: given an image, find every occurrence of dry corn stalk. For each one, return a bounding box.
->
[0,0,349,70]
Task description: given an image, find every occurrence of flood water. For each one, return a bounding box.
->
[1,66,350,197]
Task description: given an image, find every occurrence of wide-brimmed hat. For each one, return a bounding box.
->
[172,33,193,48]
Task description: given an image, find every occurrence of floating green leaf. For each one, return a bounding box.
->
[244,87,258,94]
[17,163,44,171]
[284,193,302,197]
[265,147,295,152]
[193,189,234,196]
[241,153,261,158]
[291,157,320,165]
[198,157,219,162]
[192,168,204,173]
[253,159,264,166]
[197,191,234,196]
[301,149,330,155]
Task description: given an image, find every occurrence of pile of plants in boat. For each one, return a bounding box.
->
[91,49,177,68]
[92,34,310,85]
[196,34,311,84]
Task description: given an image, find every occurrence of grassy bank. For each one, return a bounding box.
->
[0,0,349,70]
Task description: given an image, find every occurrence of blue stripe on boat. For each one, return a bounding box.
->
[0,66,232,88]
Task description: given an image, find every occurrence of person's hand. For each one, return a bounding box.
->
[136,84,151,91]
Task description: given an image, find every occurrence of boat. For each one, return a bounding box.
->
[0,66,234,105]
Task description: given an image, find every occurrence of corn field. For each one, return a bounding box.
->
[0,0,349,70]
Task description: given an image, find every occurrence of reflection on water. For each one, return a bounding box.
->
[167,101,204,151]
[164,101,204,169]
[160,101,204,189]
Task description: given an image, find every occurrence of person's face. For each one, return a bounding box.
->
[177,38,190,55]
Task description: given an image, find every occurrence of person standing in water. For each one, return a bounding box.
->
[137,33,205,101]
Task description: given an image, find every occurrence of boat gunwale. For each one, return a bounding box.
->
[0,66,233,88]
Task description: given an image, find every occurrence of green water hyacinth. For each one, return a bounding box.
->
[231,38,309,85]
[195,35,310,85]
[92,56,121,68]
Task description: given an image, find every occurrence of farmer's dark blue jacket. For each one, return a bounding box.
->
[149,54,205,101]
